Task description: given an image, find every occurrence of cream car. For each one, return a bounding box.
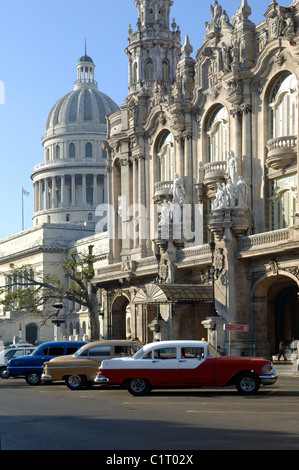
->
[41,340,141,390]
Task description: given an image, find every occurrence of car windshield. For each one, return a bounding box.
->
[73,347,85,357]
[132,346,149,360]
[207,344,221,358]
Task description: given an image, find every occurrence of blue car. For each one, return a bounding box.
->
[7,341,86,385]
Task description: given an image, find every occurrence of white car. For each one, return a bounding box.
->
[0,347,36,378]
[8,342,33,348]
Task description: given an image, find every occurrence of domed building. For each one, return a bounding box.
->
[31,52,119,227]
[0,51,117,345]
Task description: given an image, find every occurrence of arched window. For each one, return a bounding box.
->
[85,142,92,158]
[207,106,228,162]
[145,59,154,80]
[69,143,75,158]
[162,59,169,81]
[268,73,298,230]
[269,73,298,138]
[157,132,174,182]
[269,175,297,230]
[55,145,60,160]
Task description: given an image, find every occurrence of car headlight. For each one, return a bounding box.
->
[261,363,273,375]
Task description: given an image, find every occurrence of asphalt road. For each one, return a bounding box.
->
[1,375,299,453]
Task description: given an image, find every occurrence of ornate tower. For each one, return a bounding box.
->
[126,0,181,95]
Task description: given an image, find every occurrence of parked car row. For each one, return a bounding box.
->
[1,339,278,395]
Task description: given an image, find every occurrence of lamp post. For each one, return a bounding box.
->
[52,302,66,341]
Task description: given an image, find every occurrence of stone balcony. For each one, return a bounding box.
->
[266,135,297,170]
[153,180,173,202]
[203,160,227,190]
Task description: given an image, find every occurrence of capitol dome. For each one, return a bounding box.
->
[31,52,119,228]
[44,55,119,138]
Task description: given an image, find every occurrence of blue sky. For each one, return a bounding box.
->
[0,0,272,239]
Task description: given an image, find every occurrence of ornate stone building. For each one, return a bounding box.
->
[92,0,299,357]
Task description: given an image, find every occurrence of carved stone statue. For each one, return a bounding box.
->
[213,182,228,209]
[172,173,185,206]
[236,176,248,207]
[227,150,240,185]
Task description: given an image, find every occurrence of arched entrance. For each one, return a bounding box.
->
[275,285,299,348]
[111,295,129,339]
[26,323,38,344]
[253,274,299,356]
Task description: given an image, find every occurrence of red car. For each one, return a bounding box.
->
[95,340,278,395]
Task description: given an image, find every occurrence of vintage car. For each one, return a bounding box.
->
[41,340,142,390]
[0,346,36,379]
[96,340,278,395]
[7,341,86,385]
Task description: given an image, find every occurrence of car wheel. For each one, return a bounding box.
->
[0,367,9,379]
[236,372,260,394]
[66,374,87,390]
[127,378,151,396]
[25,371,42,385]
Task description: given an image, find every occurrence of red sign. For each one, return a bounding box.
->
[224,324,249,332]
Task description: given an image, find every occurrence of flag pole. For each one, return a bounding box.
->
[22,188,24,231]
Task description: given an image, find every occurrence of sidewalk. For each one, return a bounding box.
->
[272,359,299,377]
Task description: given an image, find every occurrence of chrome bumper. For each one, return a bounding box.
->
[259,370,278,386]
[94,374,109,384]
[41,373,53,382]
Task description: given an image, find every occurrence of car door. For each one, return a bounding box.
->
[84,345,112,377]
[150,346,178,385]
[178,346,214,385]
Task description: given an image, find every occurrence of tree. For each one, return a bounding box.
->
[0,245,100,340]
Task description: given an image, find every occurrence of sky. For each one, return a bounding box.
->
[0,0,273,239]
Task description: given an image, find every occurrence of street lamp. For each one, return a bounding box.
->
[52,302,66,341]
[206,238,220,318]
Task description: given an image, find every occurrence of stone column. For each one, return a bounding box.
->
[51,177,56,208]
[61,175,66,206]
[82,174,86,205]
[93,174,98,206]
[183,129,192,204]
[71,175,76,206]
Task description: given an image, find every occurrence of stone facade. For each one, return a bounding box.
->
[92,0,299,358]
[1,1,299,358]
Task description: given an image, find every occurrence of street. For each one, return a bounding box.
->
[1,375,299,452]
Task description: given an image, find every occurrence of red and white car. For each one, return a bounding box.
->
[95,340,277,395]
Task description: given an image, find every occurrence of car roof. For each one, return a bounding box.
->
[141,340,209,350]
[37,341,86,348]
[78,340,141,351]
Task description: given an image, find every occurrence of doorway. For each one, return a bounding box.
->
[275,285,299,349]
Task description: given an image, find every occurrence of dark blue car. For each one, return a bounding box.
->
[7,341,86,385]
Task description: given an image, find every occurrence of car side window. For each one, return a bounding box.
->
[114,346,134,356]
[142,351,153,359]
[180,347,205,358]
[66,347,80,355]
[25,349,34,355]
[88,346,111,356]
[47,347,64,356]
[154,348,177,359]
